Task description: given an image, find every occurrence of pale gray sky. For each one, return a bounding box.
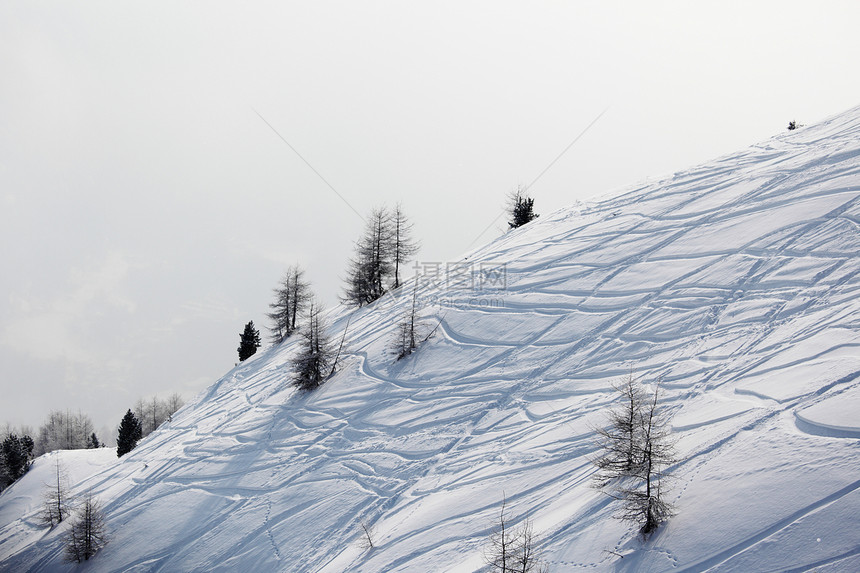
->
[2,0,858,435]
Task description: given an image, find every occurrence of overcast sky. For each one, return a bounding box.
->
[2,1,858,436]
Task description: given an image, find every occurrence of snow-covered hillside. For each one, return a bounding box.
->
[3,106,860,572]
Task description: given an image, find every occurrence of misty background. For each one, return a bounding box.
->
[2,0,858,436]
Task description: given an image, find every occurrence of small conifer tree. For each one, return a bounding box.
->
[86,432,100,449]
[237,321,262,361]
[507,186,539,229]
[116,409,143,458]
[1,434,31,483]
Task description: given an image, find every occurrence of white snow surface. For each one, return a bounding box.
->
[3,106,860,572]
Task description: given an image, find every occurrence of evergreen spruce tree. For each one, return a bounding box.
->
[86,432,100,449]
[237,321,262,361]
[1,434,31,485]
[116,409,143,458]
[507,186,539,229]
[21,434,34,458]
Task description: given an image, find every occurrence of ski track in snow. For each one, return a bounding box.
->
[3,107,860,572]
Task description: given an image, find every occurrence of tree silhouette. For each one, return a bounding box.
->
[292,300,334,391]
[64,491,107,562]
[507,186,539,229]
[593,375,677,536]
[116,409,143,458]
[267,265,310,344]
[237,321,262,361]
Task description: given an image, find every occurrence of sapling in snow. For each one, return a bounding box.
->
[390,288,425,360]
[484,495,549,573]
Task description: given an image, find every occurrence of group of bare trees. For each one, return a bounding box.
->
[5,394,183,463]
[390,288,432,361]
[477,373,676,572]
[34,410,97,456]
[132,393,184,437]
[112,394,185,459]
[264,264,337,391]
[342,205,432,361]
[343,204,419,307]
[484,496,549,573]
[262,204,421,391]
[40,458,107,562]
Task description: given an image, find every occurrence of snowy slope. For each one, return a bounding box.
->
[3,106,860,572]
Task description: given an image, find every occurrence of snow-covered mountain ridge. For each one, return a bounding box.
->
[3,106,860,572]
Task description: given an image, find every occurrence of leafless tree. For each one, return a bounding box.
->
[35,410,95,455]
[622,382,677,535]
[592,373,645,486]
[593,376,677,537]
[131,394,184,436]
[133,398,148,435]
[329,316,351,378]
[149,396,160,436]
[359,519,376,550]
[390,203,419,290]
[41,458,70,528]
[165,393,185,419]
[391,287,424,360]
[344,207,393,306]
[267,264,311,344]
[64,490,107,563]
[484,496,549,573]
[292,299,334,391]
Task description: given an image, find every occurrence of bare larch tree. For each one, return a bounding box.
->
[64,490,107,563]
[291,299,334,391]
[267,264,310,344]
[593,374,677,537]
[390,203,419,290]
